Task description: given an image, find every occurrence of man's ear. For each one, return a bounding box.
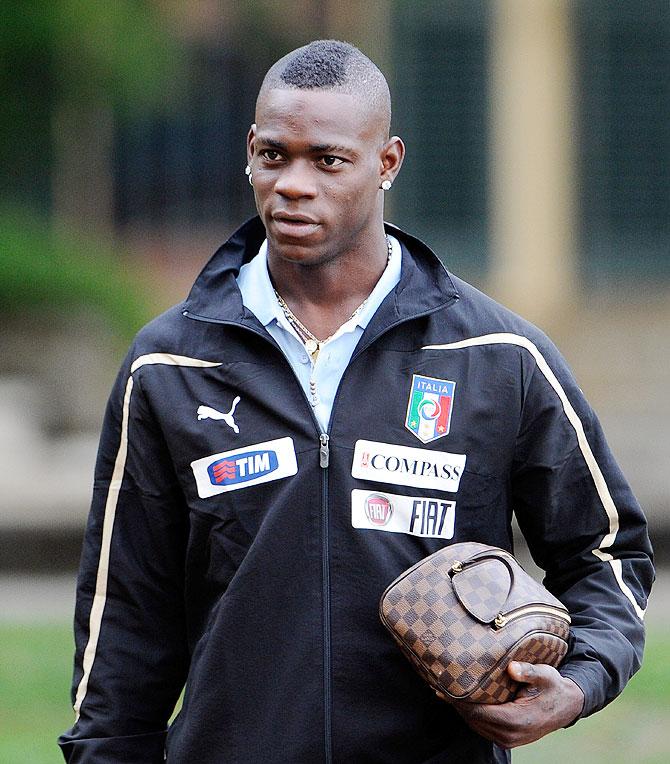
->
[246,123,257,165]
[379,136,405,186]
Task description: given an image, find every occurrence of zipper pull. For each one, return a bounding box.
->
[319,433,330,468]
[493,612,507,629]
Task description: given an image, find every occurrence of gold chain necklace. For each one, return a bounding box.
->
[273,236,393,364]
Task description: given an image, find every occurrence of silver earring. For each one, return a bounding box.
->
[245,164,253,186]
[381,179,392,191]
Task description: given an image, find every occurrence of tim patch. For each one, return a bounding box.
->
[352,489,456,539]
[405,374,456,443]
[191,437,297,498]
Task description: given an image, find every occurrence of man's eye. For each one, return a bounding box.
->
[320,156,344,168]
[261,150,282,161]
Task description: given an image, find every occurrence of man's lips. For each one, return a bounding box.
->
[271,213,320,238]
[272,211,319,224]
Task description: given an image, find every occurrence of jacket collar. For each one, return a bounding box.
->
[182,216,459,326]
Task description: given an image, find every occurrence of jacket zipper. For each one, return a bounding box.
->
[493,604,571,629]
[319,432,332,763]
[319,433,330,468]
[313,306,454,764]
[183,311,336,762]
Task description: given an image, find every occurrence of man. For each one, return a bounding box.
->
[60,40,653,763]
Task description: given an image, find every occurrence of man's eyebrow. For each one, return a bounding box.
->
[256,138,288,150]
[308,143,355,155]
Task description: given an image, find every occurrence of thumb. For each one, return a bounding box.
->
[507,661,543,700]
[507,660,537,684]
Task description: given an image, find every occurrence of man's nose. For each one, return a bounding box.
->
[273,161,317,199]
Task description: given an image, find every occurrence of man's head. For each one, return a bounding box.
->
[258,40,391,141]
[247,40,404,267]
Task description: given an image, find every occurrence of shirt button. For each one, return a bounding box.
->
[300,355,309,364]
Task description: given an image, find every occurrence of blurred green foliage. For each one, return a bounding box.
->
[1,0,184,110]
[0,1,184,338]
[0,206,153,342]
[2,0,184,199]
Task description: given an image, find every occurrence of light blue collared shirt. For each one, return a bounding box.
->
[237,235,401,432]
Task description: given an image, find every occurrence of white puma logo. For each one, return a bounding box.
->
[197,396,241,433]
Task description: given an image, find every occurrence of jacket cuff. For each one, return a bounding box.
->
[559,660,607,721]
[58,729,166,763]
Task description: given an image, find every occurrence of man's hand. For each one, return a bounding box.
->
[452,662,585,749]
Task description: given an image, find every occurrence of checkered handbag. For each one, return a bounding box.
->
[379,542,571,704]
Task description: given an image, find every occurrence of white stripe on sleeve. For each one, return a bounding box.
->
[423,333,645,619]
[73,354,222,720]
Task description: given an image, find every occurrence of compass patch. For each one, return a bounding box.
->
[405,374,456,443]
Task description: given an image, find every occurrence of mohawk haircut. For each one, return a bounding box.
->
[258,40,391,137]
[279,40,352,88]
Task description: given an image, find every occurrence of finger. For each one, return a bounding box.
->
[507,661,542,699]
[507,661,559,688]
[506,660,537,683]
[514,683,541,699]
[452,699,516,727]
[453,703,526,747]
[451,702,505,742]
[454,700,549,749]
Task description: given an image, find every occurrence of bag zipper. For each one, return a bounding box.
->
[493,604,571,629]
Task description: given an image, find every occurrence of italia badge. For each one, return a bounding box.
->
[405,374,456,443]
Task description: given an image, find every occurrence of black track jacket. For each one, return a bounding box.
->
[60,218,653,763]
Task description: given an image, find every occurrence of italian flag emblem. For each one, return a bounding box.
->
[405,374,456,443]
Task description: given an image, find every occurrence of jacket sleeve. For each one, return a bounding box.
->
[510,336,654,719]
[59,348,190,762]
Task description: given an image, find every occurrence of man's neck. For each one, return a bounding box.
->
[268,232,390,341]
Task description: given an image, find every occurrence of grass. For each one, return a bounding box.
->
[0,624,74,764]
[1,623,668,763]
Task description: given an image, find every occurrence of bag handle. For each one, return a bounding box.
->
[448,548,519,582]
[448,549,519,624]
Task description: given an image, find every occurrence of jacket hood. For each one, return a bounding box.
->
[182,216,459,325]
